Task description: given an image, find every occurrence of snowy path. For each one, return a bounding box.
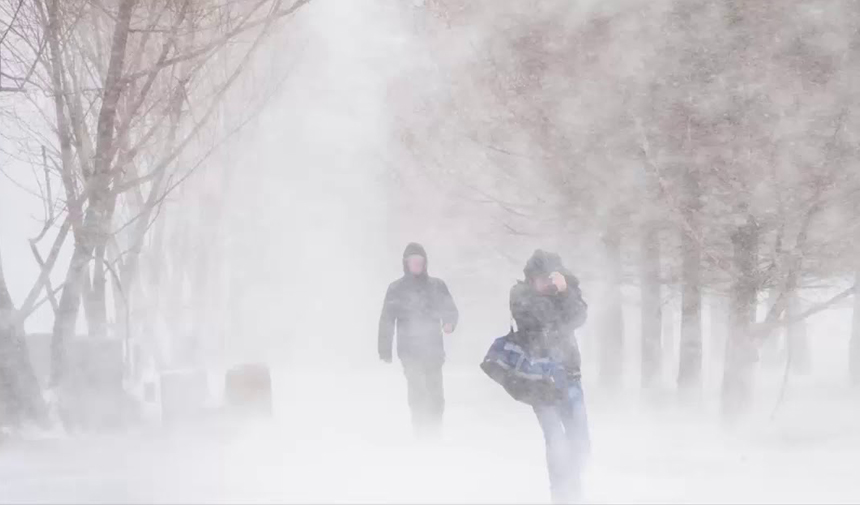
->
[1,367,859,504]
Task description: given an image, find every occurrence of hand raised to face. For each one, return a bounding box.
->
[549,272,568,293]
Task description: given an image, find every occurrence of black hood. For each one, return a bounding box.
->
[402,242,428,277]
[523,249,565,281]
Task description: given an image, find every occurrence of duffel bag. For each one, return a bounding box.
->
[480,330,566,406]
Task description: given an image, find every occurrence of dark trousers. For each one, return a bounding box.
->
[402,359,444,436]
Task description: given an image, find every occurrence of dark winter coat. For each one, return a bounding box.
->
[510,250,588,377]
[378,243,459,367]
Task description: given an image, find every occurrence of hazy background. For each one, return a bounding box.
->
[2,0,860,503]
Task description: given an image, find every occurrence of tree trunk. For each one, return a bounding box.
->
[42,0,83,388]
[51,244,91,386]
[759,288,783,369]
[599,229,624,389]
[0,246,47,428]
[678,170,702,395]
[709,294,729,365]
[787,291,810,375]
[49,0,137,387]
[0,324,47,429]
[662,294,676,371]
[107,242,131,377]
[678,226,702,394]
[156,213,196,368]
[138,207,170,371]
[88,244,109,339]
[189,223,211,368]
[114,150,170,381]
[640,225,662,389]
[850,272,860,386]
[721,218,759,423]
[43,0,83,233]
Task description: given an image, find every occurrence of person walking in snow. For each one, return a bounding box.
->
[378,243,459,437]
[510,249,590,503]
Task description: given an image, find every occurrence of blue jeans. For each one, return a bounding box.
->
[533,380,590,504]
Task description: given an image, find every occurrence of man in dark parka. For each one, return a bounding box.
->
[378,243,458,436]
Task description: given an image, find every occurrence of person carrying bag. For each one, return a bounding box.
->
[480,250,590,504]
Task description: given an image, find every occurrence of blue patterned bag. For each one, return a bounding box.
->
[480,329,567,406]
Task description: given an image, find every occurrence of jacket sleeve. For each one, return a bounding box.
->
[378,284,397,359]
[511,283,547,333]
[438,280,459,330]
[558,274,588,330]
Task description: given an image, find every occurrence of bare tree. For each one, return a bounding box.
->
[0,244,46,427]
[1,0,314,428]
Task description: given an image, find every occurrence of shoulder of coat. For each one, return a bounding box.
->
[428,276,447,288]
[510,280,529,295]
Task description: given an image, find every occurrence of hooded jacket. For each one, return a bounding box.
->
[378,243,459,366]
[510,249,588,377]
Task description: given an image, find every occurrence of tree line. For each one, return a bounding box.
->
[389,0,860,421]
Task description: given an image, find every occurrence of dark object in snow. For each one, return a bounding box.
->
[224,363,272,417]
[59,337,134,432]
[160,368,209,426]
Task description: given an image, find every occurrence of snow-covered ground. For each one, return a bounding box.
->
[1,365,858,504]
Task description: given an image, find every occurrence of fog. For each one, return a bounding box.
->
[2,0,860,503]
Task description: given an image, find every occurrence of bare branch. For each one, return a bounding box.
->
[17,216,71,321]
